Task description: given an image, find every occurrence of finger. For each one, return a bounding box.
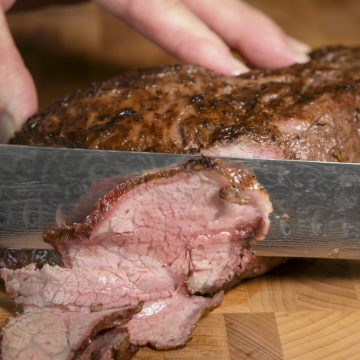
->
[0,0,15,11]
[94,0,248,75]
[183,0,310,68]
[286,35,311,57]
[0,8,37,142]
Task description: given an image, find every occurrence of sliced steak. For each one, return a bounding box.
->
[1,262,223,349]
[1,158,271,349]
[0,305,140,360]
[45,158,274,295]
[126,290,223,349]
[1,264,174,311]
[5,46,360,272]
[2,45,360,353]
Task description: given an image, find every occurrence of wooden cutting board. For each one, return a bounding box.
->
[2,257,360,360]
[3,1,360,359]
[132,259,360,359]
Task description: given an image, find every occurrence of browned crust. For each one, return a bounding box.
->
[81,327,138,360]
[74,304,142,357]
[0,248,63,269]
[222,255,287,293]
[10,46,360,162]
[44,157,262,252]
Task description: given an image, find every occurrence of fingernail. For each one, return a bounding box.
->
[231,57,249,76]
[287,36,311,63]
[0,112,16,143]
[287,36,311,53]
[294,52,310,64]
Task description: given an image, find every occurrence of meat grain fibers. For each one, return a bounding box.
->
[2,46,360,357]
[1,158,278,354]
[0,305,140,360]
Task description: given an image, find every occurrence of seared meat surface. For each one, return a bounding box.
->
[11,46,360,162]
[0,248,62,269]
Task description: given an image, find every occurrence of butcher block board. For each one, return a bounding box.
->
[2,258,360,359]
[3,1,360,359]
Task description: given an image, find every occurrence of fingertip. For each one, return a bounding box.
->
[230,57,249,76]
[175,33,249,76]
[0,7,38,133]
[239,32,310,69]
[16,67,38,123]
[4,65,38,131]
[286,36,311,64]
[184,0,311,69]
[197,49,249,76]
[294,52,310,64]
[286,36,311,54]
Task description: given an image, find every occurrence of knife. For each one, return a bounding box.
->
[0,144,359,259]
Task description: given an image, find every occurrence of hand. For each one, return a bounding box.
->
[0,0,310,142]
[96,0,310,74]
[0,0,37,143]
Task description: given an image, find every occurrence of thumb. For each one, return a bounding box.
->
[0,7,37,143]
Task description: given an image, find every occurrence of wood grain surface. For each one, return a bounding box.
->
[2,1,360,359]
[131,259,360,360]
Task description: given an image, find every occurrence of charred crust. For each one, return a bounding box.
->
[0,248,63,269]
[224,257,287,293]
[10,46,360,164]
[115,108,137,117]
[183,156,215,171]
[219,187,250,205]
[190,94,205,104]
[73,304,142,358]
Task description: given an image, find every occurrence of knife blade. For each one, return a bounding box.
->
[0,144,359,259]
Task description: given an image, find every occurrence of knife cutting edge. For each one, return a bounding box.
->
[0,144,359,259]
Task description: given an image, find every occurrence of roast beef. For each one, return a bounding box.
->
[5,46,360,271]
[0,305,140,360]
[2,46,360,355]
[78,327,137,360]
[10,46,360,163]
[45,158,274,295]
[1,264,174,311]
[1,158,274,349]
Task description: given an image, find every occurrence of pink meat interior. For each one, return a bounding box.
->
[1,165,272,350]
[0,307,135,360]
[60,169,271,294]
